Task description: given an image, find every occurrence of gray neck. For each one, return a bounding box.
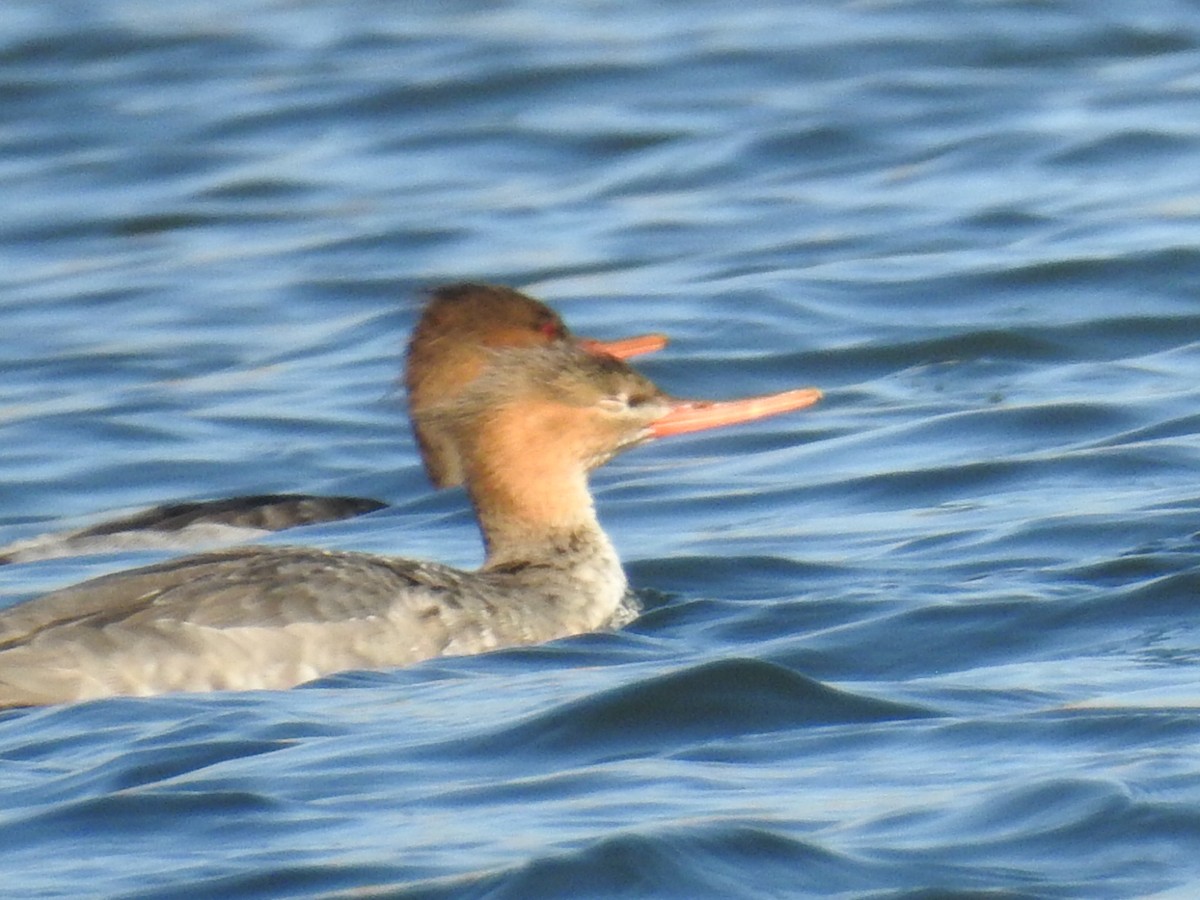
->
[480,522,628,632]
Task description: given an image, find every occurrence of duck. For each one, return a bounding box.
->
[0,343,819,706]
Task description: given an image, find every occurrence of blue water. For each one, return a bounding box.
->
[3,1,1200,896]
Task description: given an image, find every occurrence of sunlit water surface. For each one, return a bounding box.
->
[3,2,1200,897]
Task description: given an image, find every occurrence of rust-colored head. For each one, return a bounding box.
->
[425,344,821,560]
[404,283,666,488]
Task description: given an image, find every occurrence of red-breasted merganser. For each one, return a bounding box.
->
[0,344,819,707]
[0,284,665,565]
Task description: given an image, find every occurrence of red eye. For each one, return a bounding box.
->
[540,321,564,339]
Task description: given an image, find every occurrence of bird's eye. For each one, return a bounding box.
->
[540,320,566,339]
[598,395,627,413]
